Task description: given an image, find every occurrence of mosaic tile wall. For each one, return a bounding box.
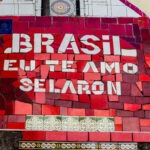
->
[1,16,150,143]
[0,0,41,16]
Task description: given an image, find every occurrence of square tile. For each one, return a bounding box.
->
[44,115,62,131]
[0,20,12,34]
[26,115,44,130]
[62,116,79,131]
[79,116,97,131]
[50,0,76,16]
[97,117,115,132]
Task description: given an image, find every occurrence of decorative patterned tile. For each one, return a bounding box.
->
[62,116,79,131]
[18,142,138,150]
[119,143,137,150]
[25,115,115,132]
[50,0,76,16]
[26,115,44,130]
[79,116,97,132]
[99,143,118,150]
[97,117,115,132]
[44,115,62,131]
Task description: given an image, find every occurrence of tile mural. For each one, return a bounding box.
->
[26,115,115,132]
[1,16,150,142]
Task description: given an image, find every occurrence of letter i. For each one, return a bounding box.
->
[102,35,111,55]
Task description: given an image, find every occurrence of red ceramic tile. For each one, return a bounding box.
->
[1,71,18,78]
[85,18,100,29]
[67,72,83,80]
[142,104,150,110]
[42,105,59,115]
[124,103,141,111]
[102,18,117,24]
[136,82,142,91]
[144,111,150,118]
[61,22,78,34]
[103,75,115,81]
[46,131,67,141]
[55,100,72,107]
[109,95,119,101]
[141,127,150,132]
[109,102,123,109]
[60,107,68,115]
[91,95,108,109]
[140,75,150,81]
[118,18,133,24]
[136,97,150,104]
[75,54,91,60]
[109,109,116,117]
[123,117,140,131]
[35,92,45,104]
[134,110,144,118]
[33,104,42,115]
[23,131,45,140]
[68,108,85,116]
[79,95,90,103]
[84,73,101,80]
[133,133,150,142]
[12,101,32,115]
[114,117,122,124]
[104,56,120,62]
[85,109,94,116]
[13,22,29,33]
[94,110,109,116]
[51,54,67,60]
[111,132,132,142]
[61,94,78,101]
[73,102,90,109]
[8,115,25,122]
[109,24,125,36]
[7,122,25,129]
[67,132,88,141]
[49,72,66,79]
[115,124,123,131]
[89,132,110,142]
[117,110,133,117]
[140,119,150,126]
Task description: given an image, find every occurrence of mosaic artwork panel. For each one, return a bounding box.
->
[18,142,137,150]
[0,16,150,136]
[25,115,114,131]
[50,0,76,16]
